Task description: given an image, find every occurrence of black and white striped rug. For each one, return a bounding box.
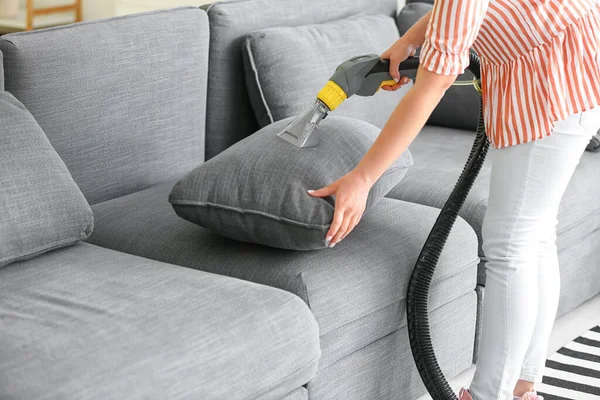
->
[537,325,600,400]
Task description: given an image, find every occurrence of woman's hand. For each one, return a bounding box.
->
[307,170,372,248]
[380,38,419,91]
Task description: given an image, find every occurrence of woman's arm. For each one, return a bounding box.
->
[353,67,457,187]
[310,0,491,247]
[309,67,457,247]
[358,0,492,183]
[405,10,432,47]
[384,11,432,85]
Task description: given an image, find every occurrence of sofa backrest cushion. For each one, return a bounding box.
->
[202,0,397,159]
[587,132,600,152]
[243,13,409,130]
[0,91,93,268]
[396,2,432,32]
[0,8,209,205]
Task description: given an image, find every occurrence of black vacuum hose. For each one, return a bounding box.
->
[406,53,488,400]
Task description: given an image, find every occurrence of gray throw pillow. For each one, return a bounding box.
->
[169,117,413,250]
[396,2,433,33]
[0,91,93,268]
[242,13,410,130]
[397,2,481,132]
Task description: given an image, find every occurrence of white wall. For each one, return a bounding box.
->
[80,0,405,21]
[20,0,116,21]
[115,0,212,16]
[83,0,116,20]
[112,0,405,18]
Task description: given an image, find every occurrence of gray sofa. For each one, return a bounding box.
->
[0,1,597,400]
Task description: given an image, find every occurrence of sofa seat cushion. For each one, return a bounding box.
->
[0,243,319,400]
[0,91,93,268]
[387,125,600,285]
[243,13,408,129]
[88,182,479,369]
[169,117,413,250]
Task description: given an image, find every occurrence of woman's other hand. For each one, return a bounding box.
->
[380,38,418,91]
[307,171,372,248]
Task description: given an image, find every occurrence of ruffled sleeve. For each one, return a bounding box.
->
[420,0,490,76]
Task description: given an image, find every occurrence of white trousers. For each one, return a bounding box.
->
[469,107,600,400]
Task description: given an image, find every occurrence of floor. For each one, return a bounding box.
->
[417,293,600,400]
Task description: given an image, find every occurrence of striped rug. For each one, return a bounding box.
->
[537,325,600,400]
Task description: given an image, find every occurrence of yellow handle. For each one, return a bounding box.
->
[379,79,398,89]
[376,79,403,93]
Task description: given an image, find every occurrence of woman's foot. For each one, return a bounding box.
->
[514,379,536,397]
[514,391,543,400]
[460,388,544,400]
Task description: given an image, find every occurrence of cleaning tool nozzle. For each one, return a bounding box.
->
[277,54,421,148]
[277,99,330,148]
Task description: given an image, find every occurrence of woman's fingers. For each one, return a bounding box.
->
[389,57,402,82]
[326,209,345,246]
[307,186,334,198]
[380,48,391,60]
[342,214,362,241]
[330,212,362,247]
[330,210,352,247]
[308,172,369,248]
[381,76,412,91]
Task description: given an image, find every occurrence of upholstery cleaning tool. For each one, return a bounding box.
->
[277,54,420,147]
[283,53,487,400]
[407,53,486,400]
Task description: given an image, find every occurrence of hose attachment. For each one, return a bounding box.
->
[407,53,488,400]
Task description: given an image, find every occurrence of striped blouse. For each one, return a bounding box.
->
[420,0,600,148]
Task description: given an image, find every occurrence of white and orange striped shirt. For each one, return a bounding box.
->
[420,0,600,148]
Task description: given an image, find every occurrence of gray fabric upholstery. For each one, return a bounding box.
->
[0,50,3,91]
[387,126,490,285]
[587,132,600,151]
[202,0,398,159]
[427,68,481,131]
[395,2,432,34]
[397,2,480,131]
[473,284,484,363]
[0,8,208,205]
[0,91,93,268]
[169,117,413,250]
[282,387,308,400]
[243,13,408,129]
[309,292,477,400]
[387,125,600,291]
[554,218,600,317]
[89,181,479,370]
[0,243,319,400]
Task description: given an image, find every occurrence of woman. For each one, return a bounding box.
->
[308,0,600,399]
